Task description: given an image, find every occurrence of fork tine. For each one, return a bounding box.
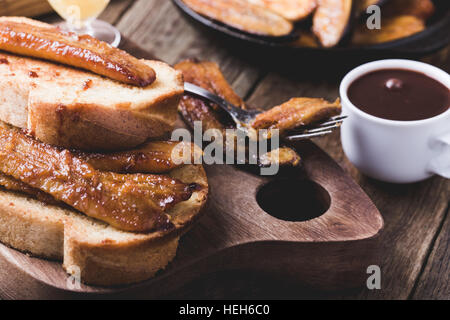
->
[285,130,333,141]
[330,115,348,121]
[305,122,342,134]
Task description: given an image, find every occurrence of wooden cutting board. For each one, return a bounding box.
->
[0,39,384,299]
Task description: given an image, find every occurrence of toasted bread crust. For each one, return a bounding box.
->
[0,191,65,260]
[64,234,180,286]
[0,165,208,286]
[0,53,184,151]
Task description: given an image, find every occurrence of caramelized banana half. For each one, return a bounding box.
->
[352,15,425,45]
[312,0,353,47]
[0,123,197,233]
[0,17,156,87]
[76,141,203,174]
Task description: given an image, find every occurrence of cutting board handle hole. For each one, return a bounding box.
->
[256,179,331,222]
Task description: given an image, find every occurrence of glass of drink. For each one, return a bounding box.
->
[48,0,121,47]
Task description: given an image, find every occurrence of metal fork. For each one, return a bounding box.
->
[184,82,346,141]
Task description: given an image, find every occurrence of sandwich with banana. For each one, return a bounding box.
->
[0,17,208,286]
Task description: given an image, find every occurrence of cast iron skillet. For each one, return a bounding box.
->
[172,0,450,56]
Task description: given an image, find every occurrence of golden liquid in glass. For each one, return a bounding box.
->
[48,0,110,27]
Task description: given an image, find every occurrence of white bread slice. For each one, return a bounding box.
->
[0,165,208,286]
[0,51,184,151]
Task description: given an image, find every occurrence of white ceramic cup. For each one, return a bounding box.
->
[340,59,450,184]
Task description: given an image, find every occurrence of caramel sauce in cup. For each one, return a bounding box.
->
[340,59,450,183]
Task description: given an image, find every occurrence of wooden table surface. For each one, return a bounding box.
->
[37,0,449,300]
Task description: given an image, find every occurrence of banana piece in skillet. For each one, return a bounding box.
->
[181,0,293,36]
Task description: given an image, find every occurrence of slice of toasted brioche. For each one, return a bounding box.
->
[0,52,184,151]
[0,165,208,286]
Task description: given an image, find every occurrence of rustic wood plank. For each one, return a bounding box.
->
[411,206,450,300]
[115,0,264,98]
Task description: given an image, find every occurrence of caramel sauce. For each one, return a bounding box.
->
[28,71,38,78]
[348,69,450,121]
